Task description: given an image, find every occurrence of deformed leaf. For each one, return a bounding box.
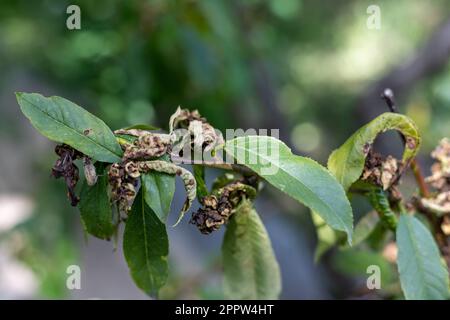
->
[16,92,123,163]
[222,200,281,299]
[328,112,420,192]
[366,187,397,230]
[396,214,450,300]
[123,189,169,296]
[212,172,239,192]
[79,164,115,240]
[225,136,353,242]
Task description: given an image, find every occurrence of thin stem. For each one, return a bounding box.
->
[410,161,431,198]
[170,156,256,176]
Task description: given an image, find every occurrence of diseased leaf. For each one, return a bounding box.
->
[222,200,281,299]
[193,164,208,201]
[16,92,123,162]
[123,189,169,295]
[141,169,175,223]
[79,164,115,239]
[396,214,450,300]
[212,172,239,192]
[225,136,353,242]
[328,112,420,192]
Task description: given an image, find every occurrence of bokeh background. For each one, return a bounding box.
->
[1,0,450,299]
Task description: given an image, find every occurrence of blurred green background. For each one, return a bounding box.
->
[1,0,450,299]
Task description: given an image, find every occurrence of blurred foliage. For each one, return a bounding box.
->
[2,0,450,298]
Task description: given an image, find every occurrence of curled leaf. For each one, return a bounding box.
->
[421,191,450,216]
[328,112,421,192]
[422,138,450,215]
[366,187,397,231]
[51,144,83,206]
[190,182,256,234]
[169,106,205,133]
[120,132,172,161]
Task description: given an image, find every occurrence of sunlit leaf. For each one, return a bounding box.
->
[16,92,123,162]
[225,135,353,242]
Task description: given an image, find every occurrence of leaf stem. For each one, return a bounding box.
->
[170,156,256,176]
[410,160,430,198]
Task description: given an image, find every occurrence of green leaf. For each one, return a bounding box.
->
[225,136,353,242]
[366,187,397,230]
[328,112,421,192]
[396,214,450,300]
[79,164,115,240]
[193,164,209,201]
[16,92,123,162]
[222,200,281,299]
[123,189,169,295]
[141,168,175,223]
